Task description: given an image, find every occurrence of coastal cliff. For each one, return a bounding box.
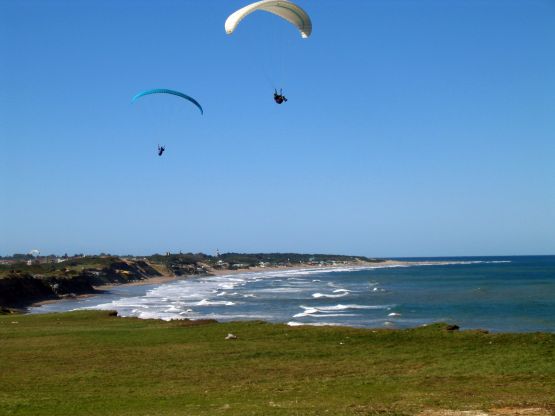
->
[0,258,163,310]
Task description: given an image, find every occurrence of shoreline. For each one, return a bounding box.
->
[30,274,190,308]
[29,260,408,309]
[28,259,454,311]
[94,259,418,289]
[24,258,554,334]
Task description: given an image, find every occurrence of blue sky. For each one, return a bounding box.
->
[1,0,554,257]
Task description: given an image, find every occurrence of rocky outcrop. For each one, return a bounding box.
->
[0,273,58,308]
[99,260,162,283]
[0,259,163,309]
[445,324,460,331]
[0,272,99,308]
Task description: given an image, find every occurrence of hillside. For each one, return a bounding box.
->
[0,257,162,310]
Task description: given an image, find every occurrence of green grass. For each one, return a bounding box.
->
[1,311,554,415]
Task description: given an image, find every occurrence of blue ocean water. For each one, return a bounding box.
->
[30,256,555,333]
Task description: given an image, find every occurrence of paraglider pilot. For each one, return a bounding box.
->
[274,89,288,104]
[158,145,165,156]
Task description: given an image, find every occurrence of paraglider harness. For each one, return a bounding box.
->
[158,145,165,156]
[274,89,288,104]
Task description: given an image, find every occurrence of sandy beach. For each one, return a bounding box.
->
[94,259,416,290]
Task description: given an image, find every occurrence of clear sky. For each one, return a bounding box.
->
[1,0,554,257]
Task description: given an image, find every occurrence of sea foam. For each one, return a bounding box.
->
[312,292,349,299]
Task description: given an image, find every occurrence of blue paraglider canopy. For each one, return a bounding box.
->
[132,89,204,115]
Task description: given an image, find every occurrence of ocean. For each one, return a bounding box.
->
[29,256,555,333]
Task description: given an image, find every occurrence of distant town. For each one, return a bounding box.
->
[0,251,382,272]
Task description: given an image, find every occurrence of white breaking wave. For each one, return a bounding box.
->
[137,311,183,321]
[293,304,393,318]
[197,299,235,306]
[287,321,343,327]
[293,310,318,318]
[407,260,512,267]
[199,313,276,321]
[309,304,393,311]
[294,307,319,317]
[312,292,349,299]
[257,287,305,294]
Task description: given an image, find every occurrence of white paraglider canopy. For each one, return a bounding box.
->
[225,0,312,38]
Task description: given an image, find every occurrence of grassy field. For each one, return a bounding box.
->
[1,311,554,416]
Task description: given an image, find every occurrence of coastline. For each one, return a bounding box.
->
[27,258,474,311]
[6,252,462,313]
[30,274,189,308]
[94,259,416,289]
[29,260,411,309]
[25,256,555,334]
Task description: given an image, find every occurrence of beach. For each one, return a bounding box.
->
[90,259,412,290]
[28,256,555,333]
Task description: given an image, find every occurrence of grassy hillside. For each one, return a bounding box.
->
[1,311,553,415]
[0,256,163,278]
